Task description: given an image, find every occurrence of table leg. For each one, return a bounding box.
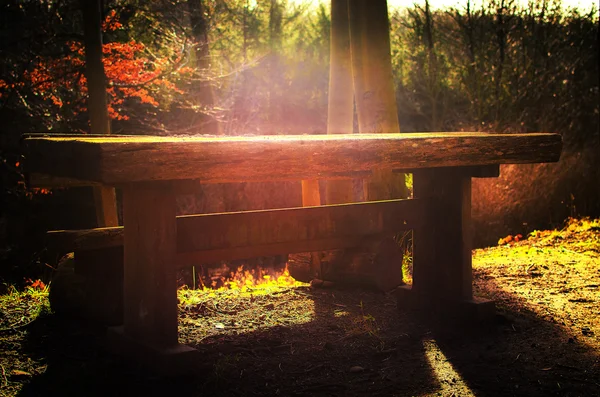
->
[122,184,177,344]
[107,183,199,373]
[397,169,494,320]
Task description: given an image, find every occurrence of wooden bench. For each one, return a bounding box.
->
[24,132,562,372]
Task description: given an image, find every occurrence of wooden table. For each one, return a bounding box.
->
[25,132,562,372]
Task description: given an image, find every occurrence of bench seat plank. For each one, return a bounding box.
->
[25,132,561,184]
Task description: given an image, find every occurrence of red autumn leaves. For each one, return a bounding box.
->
[498,234,524,245]
[0,10,187,121]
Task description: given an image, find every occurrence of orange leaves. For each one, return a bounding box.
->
[99,38,184,118]
[21,44,85,111]
[0,79,7,98]
[17,11,184,120]
[24,279,46,291]
[31,188,52,195]
[498,234,523,245]
[102,10,123,32]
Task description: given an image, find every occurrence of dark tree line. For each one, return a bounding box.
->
[3,0,595,143]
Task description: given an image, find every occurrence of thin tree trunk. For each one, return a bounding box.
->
[80,0,118,227]
[188,0,222,134]
[495,0,506,122]
[325,0,355,205]
[423,0,440,129]
[268,0,283,132]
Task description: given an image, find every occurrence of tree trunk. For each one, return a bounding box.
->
[423,0,441,130]
[495,0,506,122]
[298,0,355,281]
[325,0,355,205]
[297,0,407,290]
[348,0,408,201]
[268,0,283,132]
[80,0,118,227]
[188,0,222,135]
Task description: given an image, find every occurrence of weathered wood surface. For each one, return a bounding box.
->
[47,227,123,252]
[25,132,562,184]
[396,168,496,319]
[47,198,422,266]
[178,234,387,266]
[122,185,178,346]
[299,179,323,278]
[411,169,473,301]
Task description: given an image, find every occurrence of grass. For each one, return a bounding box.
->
[0,284,50,333]
[0,217,599,397]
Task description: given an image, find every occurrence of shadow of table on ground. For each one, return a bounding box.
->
[16,273,600,397]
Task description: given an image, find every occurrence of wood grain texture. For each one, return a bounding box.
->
[24,132,562,184]
[47,198,422,265]
[177,235,386,266]
[177,197,420,260]
[93,185,119,227]
[300,179,323,278]
[301,180,321,206]
[411,169,473,301]
[122,184,178,346]
[47,227,123,251]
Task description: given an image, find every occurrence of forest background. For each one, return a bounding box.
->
[0,0,598,283]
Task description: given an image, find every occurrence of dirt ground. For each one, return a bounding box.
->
[1,218,599,396]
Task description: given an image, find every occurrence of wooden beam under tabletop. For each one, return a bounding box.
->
[176,234,389,266]
[176,198,421,255]
[47,198,424,266]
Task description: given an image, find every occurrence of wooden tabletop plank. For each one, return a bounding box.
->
[24,132,562,184]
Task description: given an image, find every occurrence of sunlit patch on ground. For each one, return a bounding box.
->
[178,264,314,341]
[422,338,475,396]
[473,218,600,347]
[190,263,307,296]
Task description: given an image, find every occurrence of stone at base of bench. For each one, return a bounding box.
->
[107,326,204,376]
[395,285,495,323]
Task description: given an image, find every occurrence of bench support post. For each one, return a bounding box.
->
[108,184,199,373]
[121,184,178,345]
[397,169,494,320]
